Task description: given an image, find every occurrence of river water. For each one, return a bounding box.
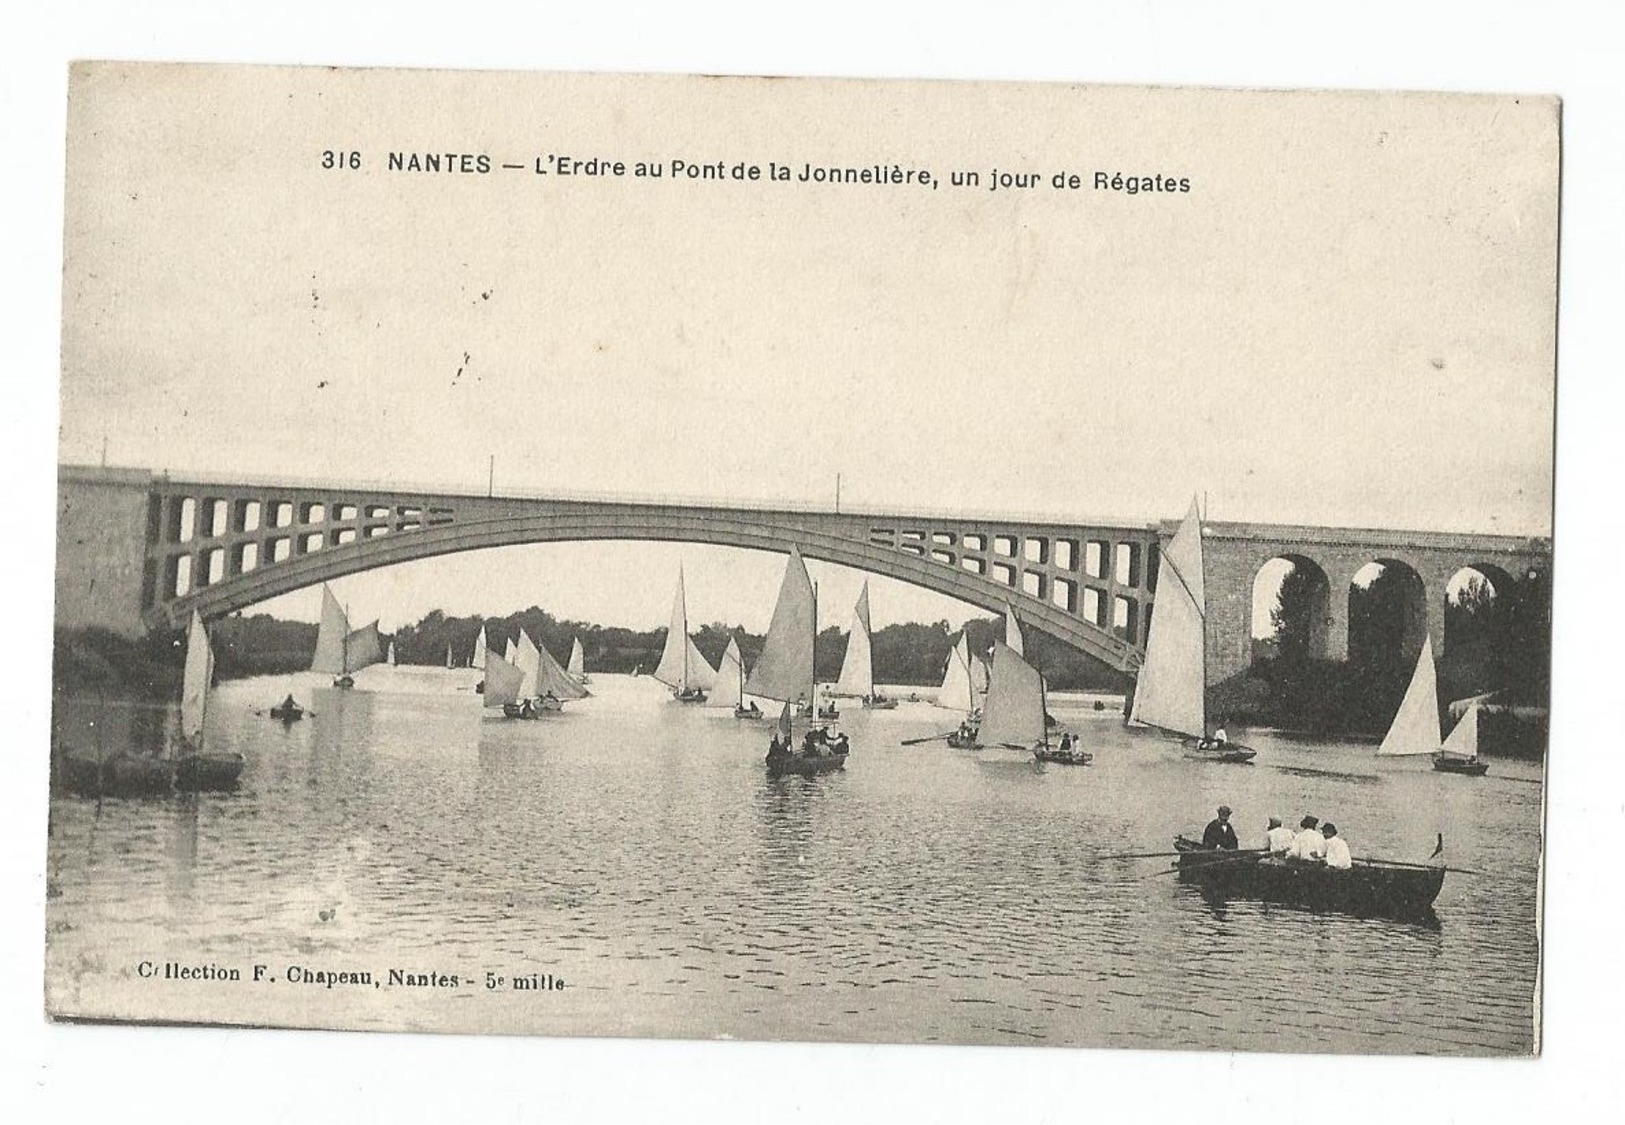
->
[45,670,1543,1055]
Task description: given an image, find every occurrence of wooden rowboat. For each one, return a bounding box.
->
[1172,835,1446,918]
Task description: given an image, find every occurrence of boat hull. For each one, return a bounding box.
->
[1033,748,1092,766]
[674,689,707,705]
[174,753,246,792]
[766,750,849,777]
[1182,738,1257,763]
[1172,837,1445,918]
[862,697,899,710]
[268,706,304,722]
[734,706,764,720]
[1432,755,1488,776]
[947,730,982,749]
[59,753,176,798]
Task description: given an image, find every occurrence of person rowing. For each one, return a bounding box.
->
[1264,816,1295,856]
[1286,815,1326,862]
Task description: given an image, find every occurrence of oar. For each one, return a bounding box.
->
[1354,856,1486,876]
[1140,851,1266,879]
[1094,849,1265,861]
[901,730,960,746]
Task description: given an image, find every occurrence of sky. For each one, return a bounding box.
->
[57,65,1560,630]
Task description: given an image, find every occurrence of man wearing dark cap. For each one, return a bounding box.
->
[1201,805,1239,850]
[1287,815,1326,862]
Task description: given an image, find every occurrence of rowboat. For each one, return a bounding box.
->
[1171,835,1446,918]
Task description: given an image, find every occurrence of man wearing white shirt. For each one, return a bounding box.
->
[1264,816,1295,855]
[1287,815,1326,862]
[1322,823,1352,869]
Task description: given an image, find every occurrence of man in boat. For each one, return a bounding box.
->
[1286,815,1326,862]
[1201,806,1239,850]
[1059,732,1074,753]
[833,732,850,755]
[1322,823,1352,869]
[1265,816,1296,856]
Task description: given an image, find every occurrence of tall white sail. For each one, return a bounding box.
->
[536,639,591,700]
[505,637,517,663]
[979,639,1047,750]
[483,652,526,709]
[387,640,396,667]
[834,581,874,697]
[343,621,385,675]
[1130,498,1207,739]
[310,585,349,674]
[1439,701,1480,760]
[1377,637,1442,756]
[684,637,718,690]
[445,643,453,669]
[652,568,692,691]
[181,610,213,746]
[1006,603,1026,658]
[472,626,487,669]
[937,634,976,713]
[744,547,816,706]
[568,637,586,678]
[515,629,543,698]
[711,637,746,709]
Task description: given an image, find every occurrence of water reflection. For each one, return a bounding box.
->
[44,671,1541,1054]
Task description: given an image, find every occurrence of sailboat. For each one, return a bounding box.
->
[472,626,488,692]
[310,585,384,689]
[1376,638,1489,776]
[836,581,897,709]
[710,635,763,719]
[1129,498,1256,763]
[567,637,590,685]
[387,640,397,667]
[482,647,527,717]
[978,639,1088,766]
[173,611,246,791]
[749,547,849,776]
[535,637,591,711]
[652,566,716,703]
[938,633,986,747]
[445,642,453,670]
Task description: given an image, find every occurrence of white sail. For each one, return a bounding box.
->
[1006,603,1026,657]
[744,547,817,706]
[1130,497,1208,739]
[1439,701,1480,760]
[387,640,396,667]
[472,626,487,669]
[483,652,526,709]
[445,643,453,669]
[1377,637,1442,756]
[684,637,717,690]
[979,639,1047,750]
[1443,699,1482,760]
[711,637,746,709]
[652,568,693,690]
[181,610,212,746]
[937,634,976,713]
[515,629,543,698]
[505,637,517,663]
[536,639,591,700]
[834,581,874,697]
[568,637,586,677]
[310,585,349,674]
[343,621,385,675]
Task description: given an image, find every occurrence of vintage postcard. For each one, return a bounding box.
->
[48,62,1556,1055]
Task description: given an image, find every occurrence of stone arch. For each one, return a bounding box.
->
[1250,553,1333,664]
[1348,558,1428,671]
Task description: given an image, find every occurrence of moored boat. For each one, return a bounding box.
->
[1171,835,1446,918]
[1129,498,1256,763]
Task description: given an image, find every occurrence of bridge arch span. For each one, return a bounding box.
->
[163,509,1143,670]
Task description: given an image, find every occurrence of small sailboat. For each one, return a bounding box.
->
[1129,498,1256,763]
[482,648,527,716]
[567,637,590,685]
[1377,638,1488,776]
[444,642,453,670]
[173,611,246,791]
[387,640,397,667]
[652,566,716,703]
[472,626,488,692]
[710,635,763,719]
[977,638,1088,766]
[836,581,897,709]
[310,585,384,689]
[536,637,591,711]
[938,633,986,747]
[749,548,850,776]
